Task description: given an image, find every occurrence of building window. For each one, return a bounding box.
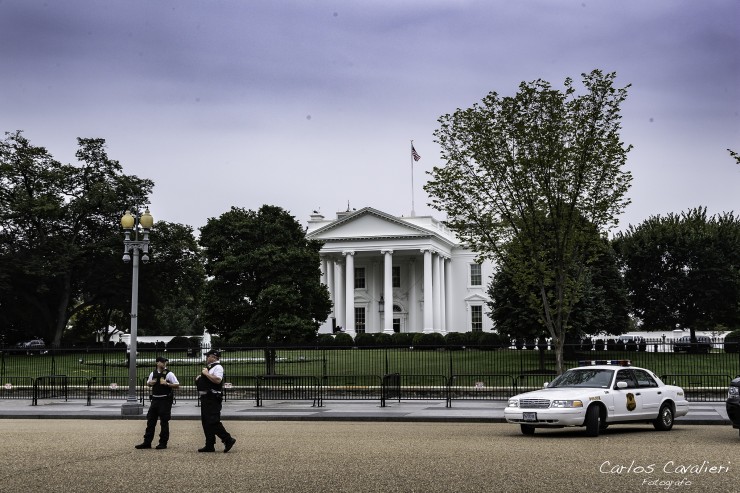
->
[471,305,483,331]
[392,266,401,288]
[355,307,366,333]
[354,267,366,289]
[470,263,482,286]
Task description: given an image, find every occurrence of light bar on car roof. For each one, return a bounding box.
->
[578,360,631,367]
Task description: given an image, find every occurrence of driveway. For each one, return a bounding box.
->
[0,420,736,492]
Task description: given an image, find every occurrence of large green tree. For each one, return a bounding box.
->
[490,230,630,343]
[199,205,331,344]
[69,221,206,341]
[424,70,632,373]
[0,131,152,346]
[613,208,740,340]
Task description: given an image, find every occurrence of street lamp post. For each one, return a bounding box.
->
[120,208,153,416]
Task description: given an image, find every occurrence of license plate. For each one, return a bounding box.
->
[523,412,537,422]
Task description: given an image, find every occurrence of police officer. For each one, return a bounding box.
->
[135,356,180,450]
[196,349,236,453]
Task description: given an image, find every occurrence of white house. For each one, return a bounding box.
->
[306,207,495,336]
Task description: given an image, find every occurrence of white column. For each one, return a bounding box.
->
[344,251,356,336]
[433,253,442,333]
[408,258,417,333]
[439,256,447,334]
[422,249,433,333]
[373,261,381,332]
[325,258,335,319]
[443,257,451,333]
[382,249,394,334]
[335,259,345,331]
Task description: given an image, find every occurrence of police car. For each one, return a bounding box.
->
[727,376,740,437]
[505,360,689,437]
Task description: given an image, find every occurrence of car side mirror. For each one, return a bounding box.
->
[616,381,628,389]
[543,382,549,388]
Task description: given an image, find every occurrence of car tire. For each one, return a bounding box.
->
[520,424,535,436]
[585,405,601,437]
[653,403,674,431]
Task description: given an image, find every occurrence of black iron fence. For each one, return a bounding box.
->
[2,341,739,405]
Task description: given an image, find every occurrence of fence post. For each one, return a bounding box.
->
[322,348,327,380]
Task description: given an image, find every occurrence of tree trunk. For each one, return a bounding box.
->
[52,272,73,347]
[264,348,276,375]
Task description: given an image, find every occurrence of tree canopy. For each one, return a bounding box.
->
[199,205,331,344]
[614,207,740,337]
[490,229,630,342]
[424,70,632,372]
[0,131,153,345]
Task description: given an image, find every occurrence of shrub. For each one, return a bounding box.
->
[316,334,336,348]
[466,331,484,346]
[333,332,354,347]
[167,336,200,349]
[594,339,605,351]
[391,332,415,347]
[478,332,503,350]
[412,332,445,349]
[354,333,375,347]
[374,333,392,347]
[724,330,740,353]
[445,332,466,348]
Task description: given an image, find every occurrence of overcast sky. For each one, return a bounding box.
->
[1,0,738,234]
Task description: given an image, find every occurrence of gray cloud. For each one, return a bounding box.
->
[0,0,737,230]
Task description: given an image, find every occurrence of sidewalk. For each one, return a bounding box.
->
[0,398,730,424]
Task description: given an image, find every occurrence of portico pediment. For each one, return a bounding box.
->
[308,207,433,242]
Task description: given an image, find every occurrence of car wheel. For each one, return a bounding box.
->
[653,403,674,431]
[520,424,535,436]
[585,405,601,437]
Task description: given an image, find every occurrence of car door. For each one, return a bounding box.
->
[633,369,662,417]
[612,369,643,419]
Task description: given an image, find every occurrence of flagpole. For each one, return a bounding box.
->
[410,140,416,217]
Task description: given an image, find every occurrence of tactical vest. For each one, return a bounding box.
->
[196,362,223,393]
[151,369,172,397]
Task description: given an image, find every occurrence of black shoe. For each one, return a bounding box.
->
[134,443,151,449]
[224,437,236,453]
[155,444,167,450]
[198,446,216,453]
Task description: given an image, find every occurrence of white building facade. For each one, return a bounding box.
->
[306,208,494,336]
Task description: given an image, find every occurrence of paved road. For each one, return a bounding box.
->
[0,419,737,493]
[0,398,731,424]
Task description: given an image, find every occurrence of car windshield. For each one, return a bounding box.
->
[547,369,614,389]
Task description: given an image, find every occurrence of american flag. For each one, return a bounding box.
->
[411,145,421,161]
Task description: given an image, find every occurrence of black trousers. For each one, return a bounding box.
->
[143,396,173,445]
[200,393,232,447]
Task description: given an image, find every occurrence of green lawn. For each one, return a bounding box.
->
[3,347,739,388]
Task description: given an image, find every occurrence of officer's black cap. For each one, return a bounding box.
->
[205,349,221,358]
[155,356,168,363]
